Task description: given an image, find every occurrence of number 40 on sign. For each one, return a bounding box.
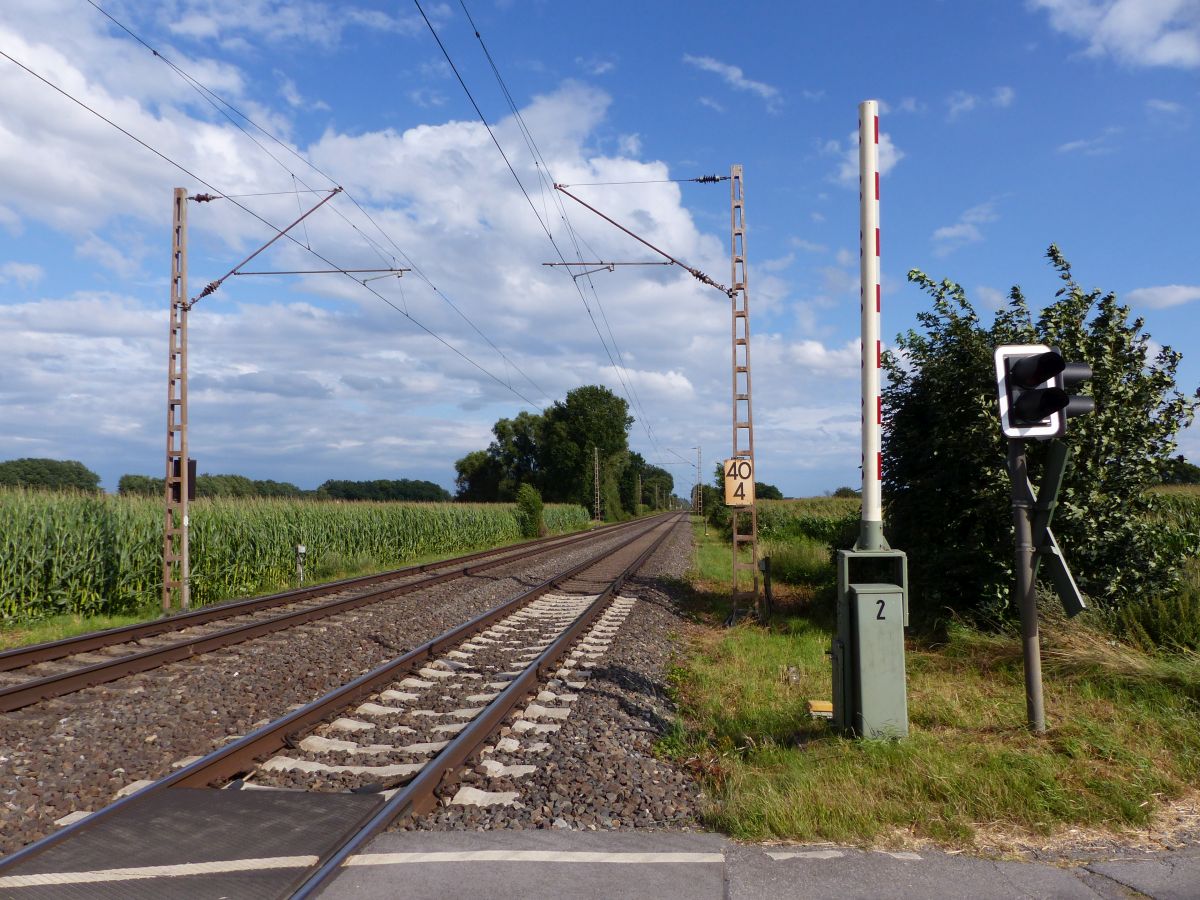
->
[724,458,755,507]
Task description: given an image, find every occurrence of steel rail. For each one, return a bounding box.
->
[0,514,683,880]
[0,517,643,673]
[0,517,660,712]
[292,513,682,898]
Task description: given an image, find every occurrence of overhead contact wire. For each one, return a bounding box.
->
[80,1,549,407]
[0,46,540,410]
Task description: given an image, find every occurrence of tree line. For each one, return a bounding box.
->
[453,384,674,517]
[0,459,451,501]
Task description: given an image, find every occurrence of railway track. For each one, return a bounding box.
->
[0,513,684,898]
[0,517,652,712]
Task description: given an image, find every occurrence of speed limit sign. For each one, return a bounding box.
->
[723,457,755,506]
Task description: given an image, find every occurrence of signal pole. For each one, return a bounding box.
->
[163,188,191,612]
[729,164,761,618]
[594,447,601,523]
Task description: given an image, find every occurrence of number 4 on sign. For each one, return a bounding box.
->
[724,458,755,507]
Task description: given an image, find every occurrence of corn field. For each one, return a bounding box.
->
[0,489,591,622]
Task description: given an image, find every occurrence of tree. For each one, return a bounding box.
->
[883,246,1197,625]
[118,474,164,496]
[535,385,632,506]
[755,482,784,500]
[832,486,861,498]
[317,479,450,502]
[490,411,543,500]
[1161,455,1200,485]
[454,450,504,501]
[0,458,100,492]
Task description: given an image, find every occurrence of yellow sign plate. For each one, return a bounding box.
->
[723,457,755,507]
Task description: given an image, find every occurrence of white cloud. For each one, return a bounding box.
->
[75,233,145,277]
[760,252,794,273]
[1031,0,1200,69]
[1145,97,1190,128]
[576,56,616,76]
[830,129,906,185]
[788,338,862,377]
[0,261,43,287]
[947,86,1015,118]
[697,96,725,113]
[617,133,642,156]
[682,54,781,111]
[161,0,431,47]
[1126,284,1200,308]
[976,285,1008,310]
[932,201,999,256]
[883,96,924,114]
[1146,97,1184,114]
[790,238,828,254]
[1057,126,1121,154]
[947,90,979,118]
[407,87,447,108]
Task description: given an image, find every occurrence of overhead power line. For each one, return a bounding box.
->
[0,46,542,409]
[556,175,730,187]
[431,0,673,459]
[81,0,550,407]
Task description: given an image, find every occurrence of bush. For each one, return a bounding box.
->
[884,247,1197,628]
[515,484,545,538]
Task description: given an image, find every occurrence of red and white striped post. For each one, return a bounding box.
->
[858,100,886,550]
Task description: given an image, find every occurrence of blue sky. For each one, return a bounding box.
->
[0,0,1197,497]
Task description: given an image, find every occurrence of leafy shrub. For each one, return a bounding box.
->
[884,247,1197,628]
[515,483,545,538]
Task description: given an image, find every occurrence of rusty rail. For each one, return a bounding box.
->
[0,516,660,711]
[0,514,683,882]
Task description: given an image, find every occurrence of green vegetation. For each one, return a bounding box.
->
[0,458,100,492]
[514,484,545,539]
[666,504,1200,849]
[453,384,675,517]
[0,488,590,624]
[315,478,450,502]
[1161,455,1200,485]
[884,246,1197,627]
[118,472,448,501]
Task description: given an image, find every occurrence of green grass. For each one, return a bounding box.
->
[666,514,1200,849]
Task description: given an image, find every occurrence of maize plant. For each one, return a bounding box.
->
[0,488,591,622]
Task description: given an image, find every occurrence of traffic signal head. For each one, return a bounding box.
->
[994,344,1094,439]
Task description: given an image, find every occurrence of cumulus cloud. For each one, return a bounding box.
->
[829,129,906,185]
[1125,284,1200,308]
[0,261,43,287]
[1031,0,1200,69]
[947,86,1016,118]
[576,56,616,76]
[682,54,781,111]
[932,201,999,256]
[0,5,877,496]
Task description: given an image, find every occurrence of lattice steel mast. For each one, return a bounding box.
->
[163,188,190,612]
[728,165,761,618]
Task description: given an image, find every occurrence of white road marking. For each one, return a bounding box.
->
[0,855,320,888]
[765,849,846,860]
[344,851,725,866]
